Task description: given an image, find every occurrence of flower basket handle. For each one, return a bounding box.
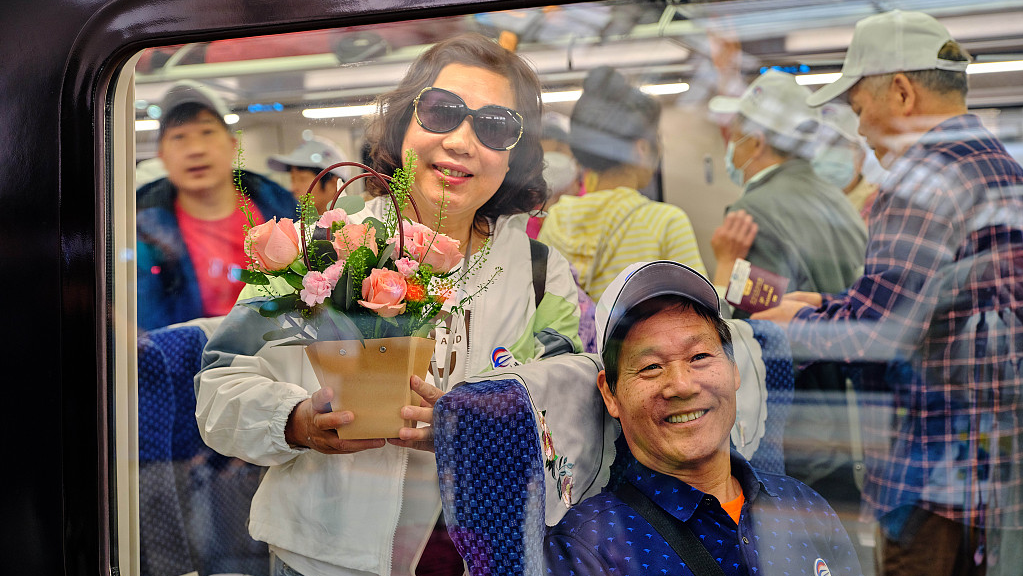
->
[298,161,421,271]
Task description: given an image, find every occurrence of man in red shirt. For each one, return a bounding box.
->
[136,81,297,330]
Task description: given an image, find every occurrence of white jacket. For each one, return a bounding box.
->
[195,198,581,575]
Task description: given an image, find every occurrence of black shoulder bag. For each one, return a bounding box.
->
[615,482,727,576]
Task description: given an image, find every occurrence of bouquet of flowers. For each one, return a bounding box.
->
[238,150,495,345]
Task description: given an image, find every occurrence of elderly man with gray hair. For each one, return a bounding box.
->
[756,10,1023,576]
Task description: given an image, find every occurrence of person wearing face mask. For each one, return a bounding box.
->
[538,66,706,302]
[708,70,867,311]
[812,103,882,222]
[527,112,582,239]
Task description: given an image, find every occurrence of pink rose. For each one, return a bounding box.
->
[396,221,462,272]
[316,208,348,229]
[332,223,378,259]
[299,271,332,307]
[322,260,345,286]
[245,218,300,272]
[358,268,407,318]
[395,257,420,278]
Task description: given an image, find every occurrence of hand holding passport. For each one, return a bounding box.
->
[725,259,789,313]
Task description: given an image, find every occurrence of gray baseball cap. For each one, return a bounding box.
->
[160,80,230,120]
[708,70,820,142]
[595,260,720,355]
[806,10,969,107]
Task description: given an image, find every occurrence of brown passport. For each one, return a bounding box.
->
[725,259,789,313]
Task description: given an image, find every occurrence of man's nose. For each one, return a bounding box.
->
[661,365,700,399]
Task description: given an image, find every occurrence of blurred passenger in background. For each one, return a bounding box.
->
[267,135,353,213]
[538,65,706,301]
[530,111,596,352]
[708,70,867,310]
[136,81,296,331]
[758,11,1023,576]
[709,70,871,545]
[527,112,581,239]
[812,102,880,220]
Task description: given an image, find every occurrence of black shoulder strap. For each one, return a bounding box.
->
[529,238,548,308]
[616,482,727,576]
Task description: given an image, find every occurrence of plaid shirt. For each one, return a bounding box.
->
[787,114,1023,529]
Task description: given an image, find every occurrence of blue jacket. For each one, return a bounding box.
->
[136,170,296,330]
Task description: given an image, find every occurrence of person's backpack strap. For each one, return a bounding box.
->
[529,238,548,308]
[616,482,727,576]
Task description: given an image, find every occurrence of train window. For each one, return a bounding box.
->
[112,1,1022,575]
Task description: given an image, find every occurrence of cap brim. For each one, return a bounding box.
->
[806,74,860,107]
[597,261,720,354]
[708,95,741,114]
[267,155,294,172]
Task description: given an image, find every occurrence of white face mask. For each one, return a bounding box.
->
[724,135,753,186]
[812,145,858,190]
[542,150,580,196]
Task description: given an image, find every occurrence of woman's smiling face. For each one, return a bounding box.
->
[400,63,515,232]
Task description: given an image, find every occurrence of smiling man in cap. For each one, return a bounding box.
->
[544,260,860,576]
[755,10,1023,576]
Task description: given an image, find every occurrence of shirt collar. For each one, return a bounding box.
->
[625,450,778,524]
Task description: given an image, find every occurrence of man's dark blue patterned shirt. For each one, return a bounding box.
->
[545,451,861,576]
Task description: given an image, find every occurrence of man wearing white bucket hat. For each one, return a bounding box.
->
[756,10,1023,576]
[707,70,866,307]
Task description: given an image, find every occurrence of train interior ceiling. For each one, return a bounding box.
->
[130,0,1023,267]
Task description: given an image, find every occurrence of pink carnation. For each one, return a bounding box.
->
[322,260,345,286]
[316,208,348,229]
[358,268,407,318]
[300,271,333,307]
[332,223,378,259]
[395,257,420,278]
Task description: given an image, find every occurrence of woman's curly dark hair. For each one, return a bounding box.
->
[364,33,547,238]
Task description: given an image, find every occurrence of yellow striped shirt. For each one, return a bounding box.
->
[538,187,706,301]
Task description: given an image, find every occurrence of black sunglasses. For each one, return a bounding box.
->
[412,87,524,151]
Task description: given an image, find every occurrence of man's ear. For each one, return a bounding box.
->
[748,130,768,159]
[732,361,742,393]
[891,73,916,116]
[596,370,620,419]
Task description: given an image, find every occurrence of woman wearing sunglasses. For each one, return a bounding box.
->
[197,33,583,576]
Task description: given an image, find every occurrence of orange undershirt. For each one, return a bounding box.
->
[722,492,745,525]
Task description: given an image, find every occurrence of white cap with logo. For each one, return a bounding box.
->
[806,10,969,107]
[268,137,352,181]
[708,70,820,141]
